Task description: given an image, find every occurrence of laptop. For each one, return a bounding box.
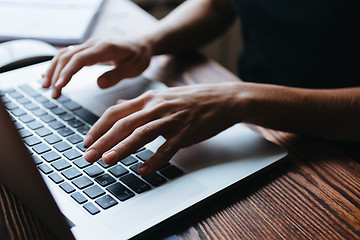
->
[0,0,104,45]
[0,62,287,239]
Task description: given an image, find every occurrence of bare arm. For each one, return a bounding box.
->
[143,0,236,55]
[238,83,360,141]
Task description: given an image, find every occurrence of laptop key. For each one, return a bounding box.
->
[68,119,84,128]
[97,159,111,168]
[107,183,134,201]
[27,120,43,130]
[40,114,56,123]
[72,176,94,189]
[48,121,65,130]
[135,147,146,153]
[74,108,98,125]
[67,134,83,144]
[136,149,154,162]
[53,141,71,152]
[14,121,24,130]
[56,95,70,103]
[1,95,10,103]
[58,127,74,137]
[120,174,151,194]
[32,143,51,154]
[32,109,47,116]
[73,157,91,169]
[120,156,138,166]
[51,107,66,115]
[19,85,41,97]
[84,165,104,178]
[38,164,53,174]
[11,108,26,116]
[9,91,23,99]
[94,173,116,187]
[76,143,87,152]
[24,136,41,146]
[32,155,43,165]
[59,182,75,194]
[44,134,62,144]
[35,127,52,137]
[51,159,71,171]
[129,163,142,175]
[62,167,82,180]
[42,151,61,162]
[142,173,167,187]
[43,101,57,109]
[19,129,32,138]
[19,114,35,123]
[63,149,82,160]
[95,195,117,210]
[59,113,75,121]
[63,101,81,111]
[108,165,128,177]
[83,202,100,215]
[83,185,105,199]
[34,96,49,103]
[24,102,39,111]
[5,102,18,110]
[159,165,183,180]
[71,192,87,204]
[48,173,64,184]
[76,125,90,135]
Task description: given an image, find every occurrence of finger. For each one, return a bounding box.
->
[97,68,127,89]
[52,48,99,92]
[84,110,157,163]
[102,119,165,165]
[97,61,140,89]
[138,139,179,176]
[116,99,126,104]
[50,43,95,98]
[42,49,64,88]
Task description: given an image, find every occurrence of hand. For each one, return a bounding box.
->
[82,83,246,176]
[42,38,152,98]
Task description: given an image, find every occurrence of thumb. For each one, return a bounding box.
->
[97,68,127,89]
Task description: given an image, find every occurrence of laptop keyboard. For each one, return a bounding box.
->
[1,84,183,215]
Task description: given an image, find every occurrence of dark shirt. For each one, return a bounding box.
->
[231,0,360,88]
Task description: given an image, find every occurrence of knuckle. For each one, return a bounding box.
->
[97,137,108,149]
[120,118,131,130]
[134,125,151,136]
[104,106,118,119]
[71,53,86,64]
[143,89,157,100]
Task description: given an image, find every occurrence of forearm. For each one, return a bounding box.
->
[235,83,360,141]
[141,0,236,55]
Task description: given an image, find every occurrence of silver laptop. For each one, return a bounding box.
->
[0,0,104,45]
[0,62,287,239]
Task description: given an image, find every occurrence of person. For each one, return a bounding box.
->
[42,0,360,176]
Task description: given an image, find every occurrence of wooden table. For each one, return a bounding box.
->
[1,0,360,239]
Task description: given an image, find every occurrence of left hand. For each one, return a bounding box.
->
[82,82,247,176]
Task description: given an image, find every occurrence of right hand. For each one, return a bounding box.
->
[42,38,152,98]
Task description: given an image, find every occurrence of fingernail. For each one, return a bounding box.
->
[51,90,58,99]
[103,150,118,164]
[83,135,93,147]
[84,148,98,162]
[54,77,64,88]
[138,165,150,176]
